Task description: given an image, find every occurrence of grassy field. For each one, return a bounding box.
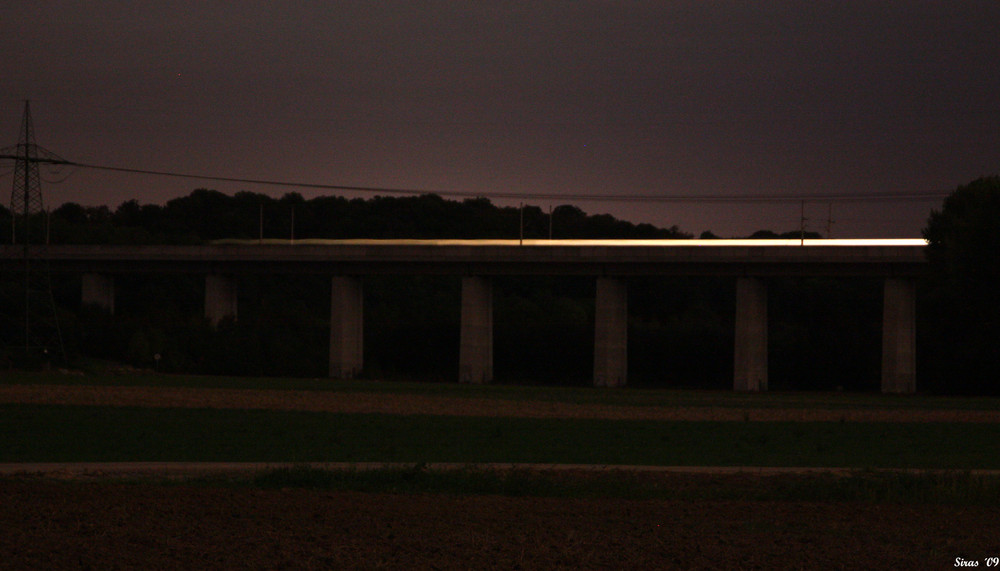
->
[6,370,1000,410]
[3,371,1000,470]
[5,372,999,568]
[3,403,1000,468]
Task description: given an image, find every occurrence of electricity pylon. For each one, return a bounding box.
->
[0,101,70,366]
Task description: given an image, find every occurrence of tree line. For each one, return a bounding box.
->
[0,189,690,245]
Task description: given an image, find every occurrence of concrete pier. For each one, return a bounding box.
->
[2,241,927,391]
[81,273,115,314]
[882,277,916,394]
[734,277,768,392]
[329,276,364,379]
[205,274,238,326]
[593,277,628,387]
[459,276,493,383]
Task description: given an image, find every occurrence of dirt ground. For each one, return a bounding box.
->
[2,478,996,570]
[2,383,998,569]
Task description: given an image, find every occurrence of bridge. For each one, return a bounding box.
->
[1,239,926,392]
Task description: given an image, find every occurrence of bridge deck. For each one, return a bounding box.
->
[0,239,927,277]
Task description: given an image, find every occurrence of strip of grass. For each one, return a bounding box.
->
[2,404,999,468]
[6,371,1000,411]
[243,465,1000,506]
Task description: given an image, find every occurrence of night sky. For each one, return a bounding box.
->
[2,2,998,238]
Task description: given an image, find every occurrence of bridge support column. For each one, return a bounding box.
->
[459,276,493,383]
[594,277,627,387]
[734,277,768,392]
[329,276,364,379]
[205,274,238,326]
[81,273,115,314]
[882,277,916,394]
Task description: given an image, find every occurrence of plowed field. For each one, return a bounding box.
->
[2,383,997,569]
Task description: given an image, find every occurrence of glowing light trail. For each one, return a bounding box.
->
[211,238,927,247]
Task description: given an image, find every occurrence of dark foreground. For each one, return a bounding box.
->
[2,478,995,570]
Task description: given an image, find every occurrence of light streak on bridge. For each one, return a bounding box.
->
[212,238,927,247]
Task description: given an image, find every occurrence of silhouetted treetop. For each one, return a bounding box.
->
[42,189,692,243]
[924,176,1000,284]
[922,176,1000,394]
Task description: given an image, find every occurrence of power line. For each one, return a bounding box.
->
[0,152,953,205]
[57,161,950,204]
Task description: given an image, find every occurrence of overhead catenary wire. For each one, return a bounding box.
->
[54,161,951,204]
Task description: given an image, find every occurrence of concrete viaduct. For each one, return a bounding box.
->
[0,239,926,393]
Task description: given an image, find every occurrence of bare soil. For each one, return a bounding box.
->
[2,478,996,570]
[2,383,997,569]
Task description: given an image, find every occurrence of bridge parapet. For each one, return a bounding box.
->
[0,240,927,277]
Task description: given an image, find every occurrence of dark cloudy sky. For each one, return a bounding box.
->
[2,2,998,237]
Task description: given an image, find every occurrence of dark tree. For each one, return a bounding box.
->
[747,229,822,240]
[922,176,1000,394]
